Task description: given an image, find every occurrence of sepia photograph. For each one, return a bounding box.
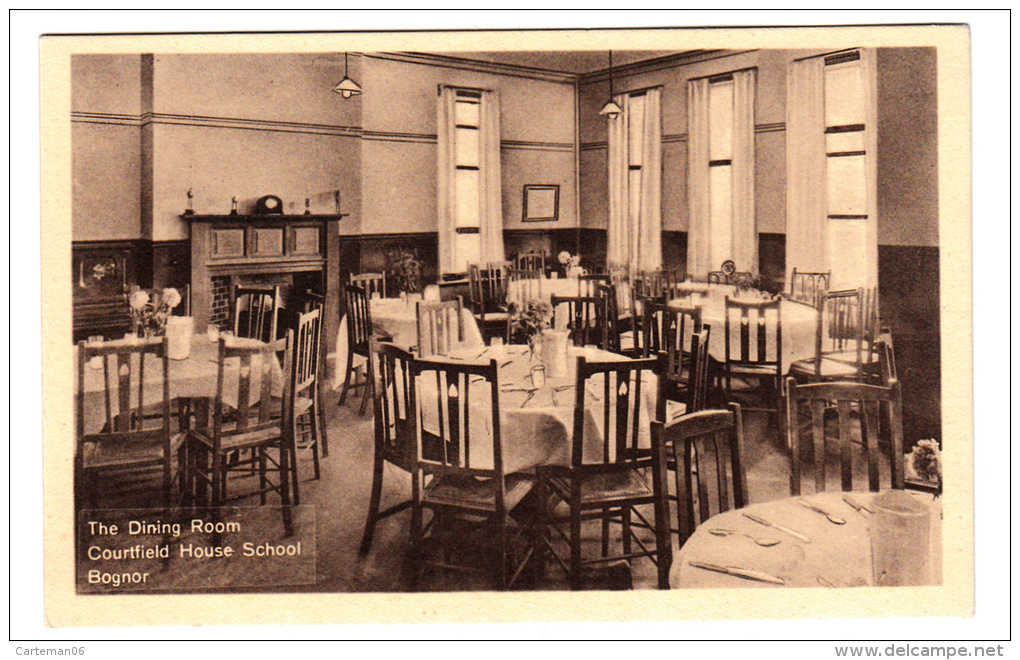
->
[27,13,994,640]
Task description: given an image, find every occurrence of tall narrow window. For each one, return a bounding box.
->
[437,86,504,275]
[824,51,869,288]
[453,92,482,269]
[686,69,756,277]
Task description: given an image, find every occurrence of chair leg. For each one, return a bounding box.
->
[317,384,329,458]
[358,366,372,416]
[308,401,322,481]
[338,348,355,406]
[622,507,632,556]
[359,448,386,556]
[278,443,294,538]
[258,450,268,505]
[600,505,611,557]
[494,515,508,591]
[569,501,582,591]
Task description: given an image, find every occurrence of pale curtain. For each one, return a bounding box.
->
[634,88,663,273]
[784,56,827,283]
[686,78,711,276]
[606,94,631,269]
[860,48,879,289]
[607,90,662,274]
[436,86,459,274]
[478,90,506,266]
[731,69,757,274]
[436,86,504,275]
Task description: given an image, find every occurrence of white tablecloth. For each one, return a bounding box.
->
[77,336,283,435]
[332,298,484,390]
[507,276,632,311]
[671,490,942,588]
[414,345,655,474]
[666,291,817,373]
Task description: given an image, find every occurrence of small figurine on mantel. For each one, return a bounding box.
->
[305,198,311,215]
[184,188,194,215]
[230,196,239,215]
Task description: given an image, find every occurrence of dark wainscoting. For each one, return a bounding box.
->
[504,228,579,271]
[758,233,786,293]
[662,231,688,275]
[336,232,440,315]
[577,228,607,272]
[151,240,190,291]
[878,244,941,443]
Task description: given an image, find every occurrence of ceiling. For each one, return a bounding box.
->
[437,50,695,75]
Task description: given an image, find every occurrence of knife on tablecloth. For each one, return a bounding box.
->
[743,512,812,543]
[688,561,786,585]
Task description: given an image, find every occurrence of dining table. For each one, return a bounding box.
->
[664,284,818,373]
[670,490,942,589]
[331,296,485,390]
[76,334,284,435]
[413,343,657,475]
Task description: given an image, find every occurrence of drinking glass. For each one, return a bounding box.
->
[869,490,932,586]
[530,364,546,389]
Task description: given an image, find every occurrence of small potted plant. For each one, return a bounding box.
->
[908,438,942,497]
[387,247,423,296]
[508,299,553,360]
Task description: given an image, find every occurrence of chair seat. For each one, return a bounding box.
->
[728,363,780,377]
[619,331,636,351]
[665,399,688,420]
[190,426,284,452]
[423,473,534,513]
[478,311,510,322]
[84,432,185,469]
[549,470,652,505]
[789,356,861,378]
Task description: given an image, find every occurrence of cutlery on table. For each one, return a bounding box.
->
[500,360,513,368]
[474,348,488,360]
[817,576,837,588]
[798,498,847,525]
[688,561,786,585]
[520,390,536,408]
[842,494,873,516]
[742,512,812,543]
[708,528,781,547]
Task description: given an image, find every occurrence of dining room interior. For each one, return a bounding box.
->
[71,45,943,593]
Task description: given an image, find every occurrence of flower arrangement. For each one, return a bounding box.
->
[558,251,581,269]
[128,287,182,337]
[387,247,423,295]
[508,299,553,355]
[909,439,942,496]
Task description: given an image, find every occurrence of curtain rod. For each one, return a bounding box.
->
[614,83,664,98]
[686,65,758,83]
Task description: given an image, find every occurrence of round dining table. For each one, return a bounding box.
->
[414,343,656,475]
[665,286,818,373]
[76,334,283,435]
[331,297,484,390]
[670,490,942,589]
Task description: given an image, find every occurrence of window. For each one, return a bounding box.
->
[452,90,482,269]
[707,76,734,269]
[824,51,869,288]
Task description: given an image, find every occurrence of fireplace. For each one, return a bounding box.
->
[186,213,341,357]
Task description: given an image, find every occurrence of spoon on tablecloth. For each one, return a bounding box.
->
[708,528,781,547]
[798,499,847,525]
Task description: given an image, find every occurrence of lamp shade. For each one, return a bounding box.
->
[599,99,623,118]
[333,75,363,99]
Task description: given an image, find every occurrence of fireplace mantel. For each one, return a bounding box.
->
[186,213,341,357]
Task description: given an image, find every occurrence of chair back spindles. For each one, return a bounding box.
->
[655,403,747,546]
[789,269,831,308]
[515,251,545,273]
[550,294,608,349]
[416,297,465,357]
[350,272,386,299]
[785,377,905,496]
[233,284,282,342]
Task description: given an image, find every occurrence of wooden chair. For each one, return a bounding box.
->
[507,268,543,305]
[550,294,608,350]
[339,284,375,416]
[787,268,831,308]
[731,271,755,288]
[415,296,465,357]
[233,283,282,343]
[723,296,784,427]
[595,283,633,355]
[407,357,535,590]
[291,306,326,480]
[467,262,510,340]
[654,403,748,547]
[515,251,545,273]
[185,332,297,534]
[785,377,905,495]
[536,356,672,590]
[789,288,870,383]
[360,338,417,555]
[656,327,712,423]
[707,271,727,285]
[75,336,184,511]
[578,273,612,298]
[350,272,386,299]
[642,301,703,361]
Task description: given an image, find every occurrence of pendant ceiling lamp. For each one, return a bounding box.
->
[599,50,623,119]
[333,52,362,99]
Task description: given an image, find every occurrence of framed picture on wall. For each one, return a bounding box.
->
[522,184,559,222]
